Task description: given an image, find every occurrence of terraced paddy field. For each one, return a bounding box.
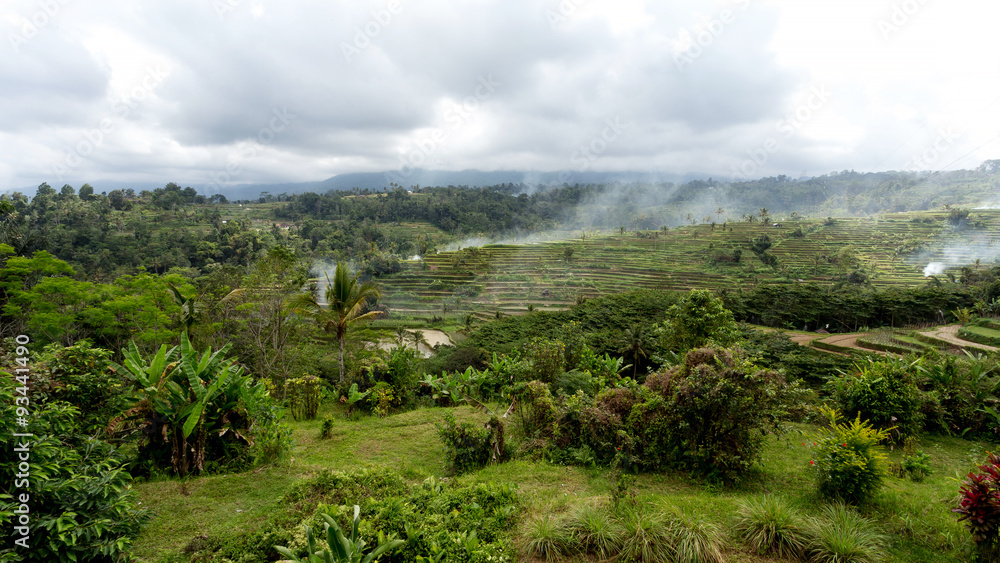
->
[373,209,1000,321]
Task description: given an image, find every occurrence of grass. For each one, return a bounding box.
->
[131,401,983,562]
[806,504,887,563]
[733,495,811,559]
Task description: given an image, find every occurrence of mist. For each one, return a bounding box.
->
[919,234,1000,276]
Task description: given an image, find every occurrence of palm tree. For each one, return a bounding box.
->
[618,326,650,379]
[288,262,383,384]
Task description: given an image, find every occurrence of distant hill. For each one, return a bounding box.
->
[5,169,704,199]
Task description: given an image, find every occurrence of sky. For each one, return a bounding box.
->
[2,0,1000,192]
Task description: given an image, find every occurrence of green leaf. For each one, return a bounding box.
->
[182,403,204,439]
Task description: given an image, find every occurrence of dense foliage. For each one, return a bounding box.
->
[0,373,149,562]
[184,468,520,562]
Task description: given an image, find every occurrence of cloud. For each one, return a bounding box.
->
[2,0,1000,190]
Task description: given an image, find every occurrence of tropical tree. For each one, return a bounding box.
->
[619,326,651,379]
[113,333,271,477]
[288,261,383,384]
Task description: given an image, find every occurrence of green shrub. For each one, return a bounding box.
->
[805,504,887,563]
[368,381,394,418]
[629,347,791,481]
[523,337,565,383]
[436,412,505,474]
[385,346,419,408]
[831,356,924,441]
[320,416,335,439]
[811,408,890,505]
[0,374,150,562]
[286,375,322,420]
[510,380,559,449]
[655,289,739,353]
[35,341,129,435]
[553,368,599,397]
[733,495,810,559]
[901,451,933,481]
[275,505,405,563]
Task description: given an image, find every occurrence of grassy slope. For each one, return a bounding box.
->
[132,402,981,562]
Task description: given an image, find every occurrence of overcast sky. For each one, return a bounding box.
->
[2,0,999,191]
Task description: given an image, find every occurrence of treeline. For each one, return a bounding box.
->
[721,270,1000,331]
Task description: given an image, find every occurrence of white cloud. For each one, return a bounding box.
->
[2,0,1000,190]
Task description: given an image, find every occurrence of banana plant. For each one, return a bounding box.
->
[113,332,258,476]
[275,505,404,563]
[341,383,370,418]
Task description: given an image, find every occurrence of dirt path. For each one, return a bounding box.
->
[814,332,888,355]
[917,324,998,352]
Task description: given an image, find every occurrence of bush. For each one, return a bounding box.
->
[629,347,790,481]
[320,416,334,439]
[830,357,924,441]
[36,341,128,435]
[0,374,150,562]
[385,346,419,408]
[369,381,394,417]
[510,380,560,453]
[954,452,1000,561]
[286,375,321,420]
[436,412,506,474]
[811,408,890,505]
[523,337,565,383]
[194,469,521,562]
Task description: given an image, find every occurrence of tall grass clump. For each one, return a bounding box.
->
[565,504,622,559]
[521,513,573,561]
[617,504,675,562]
[806,504,887,563]
[733,495,810,559]
[667,507,726,563]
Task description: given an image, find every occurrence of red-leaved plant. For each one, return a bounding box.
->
[954,452,1000,560]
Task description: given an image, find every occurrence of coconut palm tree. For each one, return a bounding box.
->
[618,326,651,379]
[288,261,383,384]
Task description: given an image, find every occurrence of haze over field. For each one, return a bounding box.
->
[3,0,1000,191]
